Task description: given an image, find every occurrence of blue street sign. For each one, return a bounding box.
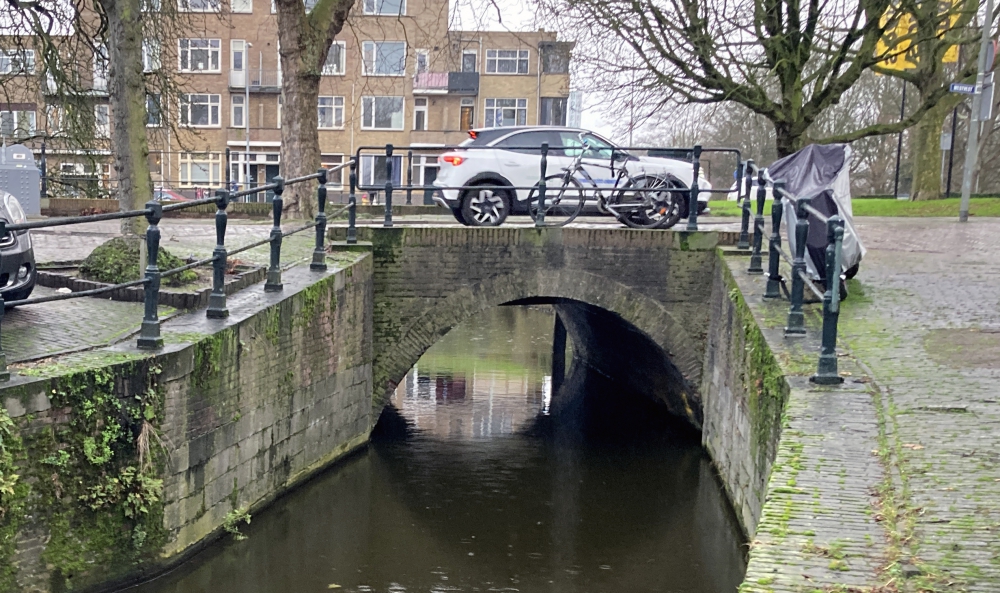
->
[950,82,976,94]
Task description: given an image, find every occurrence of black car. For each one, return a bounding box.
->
[1,190,36,303]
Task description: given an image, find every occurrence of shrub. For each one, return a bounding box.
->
[80,236,197,287]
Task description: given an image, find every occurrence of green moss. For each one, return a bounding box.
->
[80,236,197,287]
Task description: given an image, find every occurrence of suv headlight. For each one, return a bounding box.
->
[4,194,27,225]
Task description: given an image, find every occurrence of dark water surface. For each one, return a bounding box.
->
[134,307,746,593]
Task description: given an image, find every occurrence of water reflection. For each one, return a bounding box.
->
[132,305,745,593]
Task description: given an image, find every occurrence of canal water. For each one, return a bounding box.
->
[133,306,746,593]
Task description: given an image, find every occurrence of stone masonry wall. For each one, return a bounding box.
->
[0,258,374,593]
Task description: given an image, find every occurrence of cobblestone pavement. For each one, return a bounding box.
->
[834,217,1000,591]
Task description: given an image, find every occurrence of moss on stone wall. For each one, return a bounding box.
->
[80,236,197,287]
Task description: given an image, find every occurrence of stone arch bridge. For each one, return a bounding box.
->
[334,226,729,429]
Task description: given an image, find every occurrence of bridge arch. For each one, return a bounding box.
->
[373,268,704,428]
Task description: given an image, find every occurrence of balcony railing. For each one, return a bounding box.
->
[229,69,282,92]
[413,71,479,95]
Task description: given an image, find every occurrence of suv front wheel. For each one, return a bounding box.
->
[459,184,511,227]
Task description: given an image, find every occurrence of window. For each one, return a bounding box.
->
[231,95,245,127]
[486,50,528,74]
[460,97,475,130]
[540,97,567,126]
[0,109,35,138]
[462,50,477,73]
[361,96,404,130]
[60,162,86,175]
[540,43,570,74]
[363,0,404,15]
[93,47,109,91]
[94,104,110,137]
[179,39,221,72]
[360,154,403,187]
[180,94,221,126]
[322,42,345,75]
[362,41,406,76]
[495,130,560,154]
[413,97,427,131]
[321,154,344,188]
[0,50,35,74]
[141,0,162,11]
[277,95,282,127]
[318,96,344,129]
[415,49,429,73]
[45,105,63,133]
[179,0,220,11]
[146,94,162,126]
[231,0,252,12]
[179,152,223,186]
[558,131,615,160]
[485,98,526,127]
[143,39,161,72]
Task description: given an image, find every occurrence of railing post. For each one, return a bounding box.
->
[748,169,767,274]
[225,147,231,189]
[536,142,548,227]
[264,176,284,292]
[207,189,230,319]
[812,216,845,385]
[137,202,164,349]
[785,197,809,335]
[347,161,358,245]
[764,181,784,299]
[0,221,8,381]
[384,144,394,227]
[406,149,413,206]
[312,168,329,271]
[40,141,48,199]
[737,160,753,249]
[686,144,702,231]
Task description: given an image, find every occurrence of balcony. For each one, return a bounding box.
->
[229,69,282,93]
[413,71,479,95]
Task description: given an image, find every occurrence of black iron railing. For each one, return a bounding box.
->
[0,160,356,381]
[736,161,847,385]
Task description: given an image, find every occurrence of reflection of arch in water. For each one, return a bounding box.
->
[374,269,704,429]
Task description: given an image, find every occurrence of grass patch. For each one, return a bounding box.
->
[708,197,1000,218]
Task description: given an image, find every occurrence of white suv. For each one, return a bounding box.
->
[433,126,711,226]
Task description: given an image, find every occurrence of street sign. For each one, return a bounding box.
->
[950,82,976,94]
[981,72,995,121]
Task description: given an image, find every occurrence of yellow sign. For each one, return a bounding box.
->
[876,1,960,70]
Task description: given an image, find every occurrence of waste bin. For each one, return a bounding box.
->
[0,144,41,216]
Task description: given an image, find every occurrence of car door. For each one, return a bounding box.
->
[493,130,565,203]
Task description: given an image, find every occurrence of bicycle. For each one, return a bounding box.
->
[525,136,687,228]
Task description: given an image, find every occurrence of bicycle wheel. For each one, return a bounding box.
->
[527,174,586,227]
[609,175,684,229]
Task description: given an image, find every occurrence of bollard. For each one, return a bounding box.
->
[207,189,230,319]
[312,168,328,271]
[0,221,7,381]
[764,181,784,299]
[785,197,809,335]
[384,144,394,227]
[748,169,767,274]
[737,160,753,249]
[812,216,845,385]
[406,149,413,206]
[264,176,284,292]
[137,202,164,349]
[686,145,702,231]
[347,161,358,244]
[535,142,549,227]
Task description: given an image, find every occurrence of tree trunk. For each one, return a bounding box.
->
[103,0,152,234]
[773,120,806,158]
[908,100,950,201]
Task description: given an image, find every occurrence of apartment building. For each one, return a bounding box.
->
[0,0,574,200]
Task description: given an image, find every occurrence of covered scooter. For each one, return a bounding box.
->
[767,144,865,281]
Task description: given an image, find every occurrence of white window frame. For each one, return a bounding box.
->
[321,154,345,188]
[231,39,246,73]
[318,96,344,129]
[322,41,346,76]
[179,152,223,187]
[484,98,527,127]
[360,154,403,186]
[415,49,429,74]
[0,110,36,138]
[485,49,529,74]
[362,41,406,77]
[142,39,161,72]
[178,0,220,12]
[45,105,63,134]
[93,47,109,91]
[0,50,35,75]
[361,96,404,130]
[413,97,427,131]
[178,39,222,73]
[461,50,477,73]
[146,94,162,127]
[362,0,405,15]
[94,104,110,137]
[231,94,245,128]
[180,93,222,127]
[231,0,252,12]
